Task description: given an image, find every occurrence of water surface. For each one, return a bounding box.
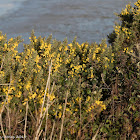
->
[0,0,136,45]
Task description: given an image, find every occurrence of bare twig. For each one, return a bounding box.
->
[59,91,69,140]
[35,100,55,140]
[38,130,43,139]
[127,52,140,60]
[44,95,50,140]
[0,83,14,86]
[6,74,12,138]
[35,61,52,140]
[78,78,82,139]
[24,101,28,140]
[80,116,94,133]
[0,95,6,97]
[28,105,36,122]
[0,104,6,140]
[44,82,55,140]
[40,60,52,121]
[92,127,100,140]
[49,111,57,140]
[0,56,5,71]
[49,121,55,140]
[17,119,25,124]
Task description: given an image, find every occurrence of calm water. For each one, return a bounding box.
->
[0,0,136,47]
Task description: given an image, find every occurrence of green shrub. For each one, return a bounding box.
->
[0,1,139,139]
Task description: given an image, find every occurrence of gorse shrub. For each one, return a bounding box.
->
[0,1,139,139]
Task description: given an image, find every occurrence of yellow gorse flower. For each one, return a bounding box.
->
[15,91,22,98]
[47,93,55,101]
[86,96,91,102]
[95,100,106,110]
[0,35,4,41]
[115,25,121,35]
[15,56,21,61]
[22,98,28,106]
[34,55,40,63]
[25,81,31,90]
[0,71,5,77]
[58,111,62,118]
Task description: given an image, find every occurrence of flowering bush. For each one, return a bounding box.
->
[0,1,139,139]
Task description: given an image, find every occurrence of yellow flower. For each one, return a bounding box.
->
[59,46,62,51]
[86,106,92,112]
[93,53,96,60]
[104,57,109,61]
[121,6,129,15]
[7,95,12,103]
[25,81,31,90]
[95,100,101,105]
[0,35,4,41]
[123,47,128,52]
[15,91,22,98]
[15,56,21,61]
[115,25,121,35]
[32,93,37,99]
[4,43,7,51]
[104,64,108,69]
[26,49,30,56]
[101,104,106,110]
[37,64,41,71]
[97,57,100,62]
[76,97,81,102]
[0,71,5,77]
[43,107,46,112]
[95,100,106,110]
[68,43,73,47]
[9,38,13,42]
[3,87,8,94]
[66,108,70,112]
[34,55,40,63]
[39,98,43,104]
[33,69,38,73]
[86,57,89,62]
[58,105,62,110]
[102,49,105,52]
[65,59,69,64]
[64,46,68,51]
[86,96,91,102]
[13,42,18,48]
[112,53,114,57]
[48,93,55,101]
[58,111,62,118]
[111,59,114,63]
[22,98,28,105]
[10,86,15,91]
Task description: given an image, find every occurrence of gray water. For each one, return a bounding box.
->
[0,0,136,46]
